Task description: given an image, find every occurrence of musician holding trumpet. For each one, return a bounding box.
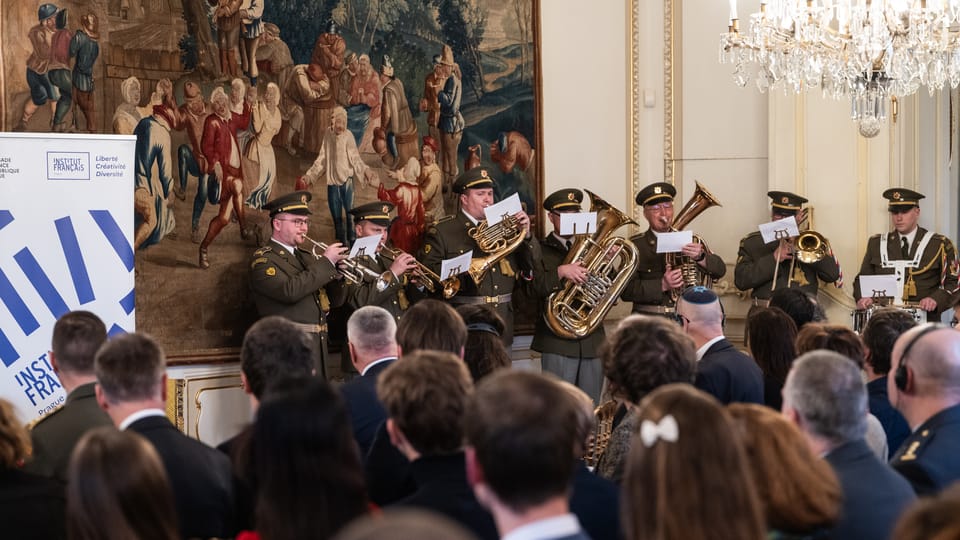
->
[621,182,726,315]
[249,191,349,379]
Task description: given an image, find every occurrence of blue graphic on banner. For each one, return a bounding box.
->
[55,217,95,305]
[108,324,127,337]
[14,248,70,321]
[14,353,62,407]
[0,210,12,231]
[120,289,135,315]
[90,210,134,271]
[0,267,40,337]
[0,330,18,368]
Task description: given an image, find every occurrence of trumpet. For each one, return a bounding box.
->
[379,246,460,299]
[301,235,388,291]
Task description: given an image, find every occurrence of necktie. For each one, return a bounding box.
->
[565,239,572,251]
[901,236,910,259]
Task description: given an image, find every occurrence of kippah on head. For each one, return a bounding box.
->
[681,285,718,305]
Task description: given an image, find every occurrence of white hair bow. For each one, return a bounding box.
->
[640,414,679,448]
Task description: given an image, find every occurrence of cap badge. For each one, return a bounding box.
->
[300,194,307,203]
[567,192,575,201]
[480,169,488,179]
[781,196,789,204]
[654,186,662,194]
[382,204,390,213]
[893,191,902,200]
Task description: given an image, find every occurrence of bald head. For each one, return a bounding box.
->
[891,324,960,400]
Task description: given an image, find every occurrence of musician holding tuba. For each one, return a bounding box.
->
[734,191,841,303]
[853,189,959,319]
[417,167,539,346]
[621,182,726,315]
[249,191,349,380]
[530,189,607,404]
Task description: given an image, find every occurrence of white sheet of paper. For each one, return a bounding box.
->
[559,212,597,236]
[483,193,522,225]
[349,234,382,259]
[441,250,473,280]
[655,230,693,253]
[759,216,800,244]
[858,275,900,300]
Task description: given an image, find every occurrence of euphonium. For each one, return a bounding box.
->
[466,212,527,285]
[545,190,640,339]
[666,181,721,302]
[379,246,460,299]
[302,235,388,290]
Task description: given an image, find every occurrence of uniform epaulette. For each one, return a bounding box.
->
[27,405,62,430]
[254,246,272,257]
[743,230,762,239]
[896,428,933,462]
[630,231,645,240]
[251,256,270,268]
[870,233,884,240]
[433,215,455,226]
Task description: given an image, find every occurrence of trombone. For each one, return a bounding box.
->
[379,246,460,299]
[302,235,388,291]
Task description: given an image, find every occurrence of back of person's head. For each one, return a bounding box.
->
[51,310,107,375]
[94,332,165,403]
[347,306,398,358]
[456,305,510,381]
[601,314,696,404]
[862,308,919,375]
[241,316,315,399]
[251,377,367,540]
[396,299,467,356]
[893,323,960,400]
[796,323,865,368]
[891,482,960,540]
[727,403,841,534]
[677,286,724,329]
[332,509,480,540]
[746,306,798,384]
[0,398,29,469]
[783,350,867,446]
[623,384,765,540]
[555,380,596,459]
[67,427,178,540]
[377,350,473,456]
[464,371,579,511]
[769,288,824,329]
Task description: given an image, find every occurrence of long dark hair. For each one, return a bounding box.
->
[250,377,368,540]
[456,305,511,381]
[746,307,798,385]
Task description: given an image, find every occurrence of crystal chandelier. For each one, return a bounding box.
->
[719,0,960,137]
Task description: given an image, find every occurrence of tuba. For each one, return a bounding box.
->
[466,212,527,285]
[666,181,722,302]
[545,190,640,339]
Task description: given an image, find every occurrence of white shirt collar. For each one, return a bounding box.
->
[361,356,397,376]
[272,238,297,253]
[502,514,582,540]
[901,227,918,247]
[462,209,480,226]
[551,232,571,247]
[696,335,726,361]
[119,408,167,431]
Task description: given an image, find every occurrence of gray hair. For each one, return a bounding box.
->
[783,350,867,445]
[347,306,397,354]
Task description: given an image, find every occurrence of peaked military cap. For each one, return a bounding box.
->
[768,191,808,215]
[883,188,924,211]
[349,201,394,227]
[636,182,676,206]
[264,191,312,217]
[543,189,584,212]
[453,167,495,194]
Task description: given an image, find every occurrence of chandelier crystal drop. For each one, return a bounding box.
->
[719,0,960,137]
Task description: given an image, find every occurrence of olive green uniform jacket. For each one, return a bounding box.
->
[734,231,840,300]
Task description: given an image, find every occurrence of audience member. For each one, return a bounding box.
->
[783,350,916,539]
[332,509,480,540]
[456,305,512,381]
[465,371,589,540]
[769,287,825,330]
[889,323,960,495]
[240,377,368,540]
[596,314,696,483]
[677,286,763,404]
[377,350,497,540]
[396,299,467,356]
[556,381,621,540]
[622,384,765,540]
[862,308,916,455]
[728,403,841,538]
[66,427,178,540]
[0,398,66,540]
[745,306,798,410]
[95,332,236,539]
[891,483,960,540]
[340,306,399,458]
[26,310,112,483]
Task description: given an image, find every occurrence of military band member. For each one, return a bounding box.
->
[418,166,540,346]
[854,189,959,319]
[529,189,604,403]
[345,201,420,321]
[249,191,347,379]
[621,182,726,314]
[734,191,841,302]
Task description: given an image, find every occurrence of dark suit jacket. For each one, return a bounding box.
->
[866,377,910,459]
[825,439,915,540]
[891,403,960,496]
[25,382,113,483]
[0,468,66,540]
[570,461,620,540]
[694,338,764,405]
[340,358,396,459]
[364,422,416,506]
[128,415,236,539]
[393,452,498,540]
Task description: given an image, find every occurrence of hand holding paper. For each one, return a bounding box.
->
[559,212,598,236]
[349,234,382,259]
[759,216,800,244]
[655,230,693,253]
[483,193,522,225]
[441,251,473,281]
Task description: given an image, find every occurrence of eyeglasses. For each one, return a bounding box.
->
[674,312,690,326]
[646,202,673,212]
[277,218,310,227]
